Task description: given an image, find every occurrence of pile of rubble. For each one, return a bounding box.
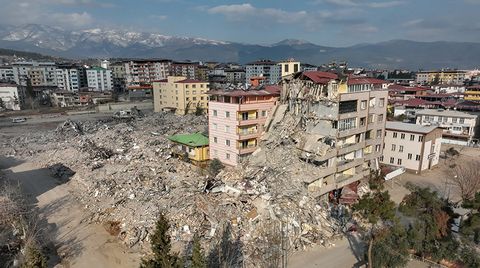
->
[1,111,348,265]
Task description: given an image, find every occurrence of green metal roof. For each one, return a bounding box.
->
[168,132,209,147]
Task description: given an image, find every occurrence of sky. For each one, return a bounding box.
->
[0,0,479,46]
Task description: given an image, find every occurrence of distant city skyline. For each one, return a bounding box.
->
[0,0,479,46]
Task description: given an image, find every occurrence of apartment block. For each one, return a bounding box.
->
[415,70,466,85]
[124,59,172,87]
[171,61,198,80]
[224,69,246,84]
[281,71,388,197]
[464,85,480,101]
[55,64,80,92]
[278,59,300,77]
[381,121,442,174]
[110,62,127,92]
[208,85,280,166]
[245,60,281,86]
[416,109,478,145]
[153,76,209,115]
[0,66,14,82]
[11,61,57,86]
[85,67,113,92]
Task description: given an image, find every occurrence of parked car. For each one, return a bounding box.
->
[11,117,27,123]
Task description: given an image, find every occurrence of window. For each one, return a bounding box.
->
[185,85,189,88]
[399,145,404,152]
[452,118,457,123]
[360,117,366,126]
[390,157,394,164]
[225,111,230,118]
[369,97,376,107]
[213,110,217,116]
[213,137,217,143]
[361,100,367,110]
[339,118,357,131]
[397,158,402,165]
[186,90,189,95]
[226,153,230,160]
[193,97,197,101]
[380,156,384,162]
[415,154,420,161]
[262,110,267,117]
[393,132,398,138]
[294,64,299,72]
[339,100,357,114]
[192,85,196,88]
[408,153,412,160]
[459,118,465,124]
[376,129,382,138]
[379,98,385,107]
[225,140,230,146]
[200,97,204,100]
[225,125,230,133]
[410,134,415,141]
[192,90,196,94]
[378,114,384,122]
[391,144,396,151]
[213,123,217,130]
[400,133,405,139]
[284,64,289,73]
[186,97,189,101]
[200,84,204,88]
[375,144,381,152]
[418,136,424,142]
[368,114,375,123]
[443,117,448,123]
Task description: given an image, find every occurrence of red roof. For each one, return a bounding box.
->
[302,71,338,84]
[176,79,205,83]
[394,98,427,106]
[388,85,431,92]
[264,85,281,95]
[347,77,386,85]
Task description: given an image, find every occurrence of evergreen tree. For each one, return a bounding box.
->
[191,234,206,268]
[140,213,181,268]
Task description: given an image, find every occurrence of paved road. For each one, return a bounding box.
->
[0,158,140,268]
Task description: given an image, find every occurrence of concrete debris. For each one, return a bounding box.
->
[0,110,348,265]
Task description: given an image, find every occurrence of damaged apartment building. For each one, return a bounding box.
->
[277,71,388,197]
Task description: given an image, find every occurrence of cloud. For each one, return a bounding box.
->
[207,3,308,24]
[319,0,404,8]
[49,12,93,27]
[150,15,168,20]
[40,0,115,8]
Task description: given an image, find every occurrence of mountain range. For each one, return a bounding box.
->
[1,24,480,70]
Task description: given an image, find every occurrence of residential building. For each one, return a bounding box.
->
[196,65,210,81]
[153,76,209,115]
[224,69,246,84]
[245,60,281,85]
[388,84,431,101]
[168,133,210,165]
[416,70,466,85]
[281,71,389,197]
[124,59,172,87]
[11,61,57,86]
[171,61,198,79]
[55,64,80,92]
[208,85,281,166]
[381,121,442,174]
[50,91,80,107]
[301,63,318,72]
[110,62,127,92]
[86,67,113,91]
[278,59,300,77]
[416,109,478,145]
[0,66,14,82]
[0,83,25,110]
[464,85,480,101]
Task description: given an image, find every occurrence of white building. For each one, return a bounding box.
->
[0,66,14,82]
[416,109,479,146]
[381,121,442,174]
[86,67,113,91]
[278,59,300,77]
[0,84,25,110]
[55,65,80,92]
[11,61,57,86]
[245,60,281,85]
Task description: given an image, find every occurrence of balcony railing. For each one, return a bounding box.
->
[238,144,257,154]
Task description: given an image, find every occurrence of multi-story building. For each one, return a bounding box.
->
[280,71,388,196]
[278,59,300,77]
[416,109,478,145]
[11,61,57,86]
[170,61,199,79]
[86,67,113,91]
[196,65,210,82]
[55,64,80,92]
[208,85,281,166]
[416,70,466,85]
[381,121,442,174]
[464,85,480,101]
[50,91,80,107]
[124,59,172,87]
[224,69,246,84]
[0,83,25,110]
[110,62,127,92]
[153,76,209,115]
[0,66,14,82]
[245,60,281,86]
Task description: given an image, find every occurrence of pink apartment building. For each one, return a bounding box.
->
[208,85,280,166]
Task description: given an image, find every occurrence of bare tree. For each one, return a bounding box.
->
[450,160,480,201]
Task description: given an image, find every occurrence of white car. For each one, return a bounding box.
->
[11,117,27,123]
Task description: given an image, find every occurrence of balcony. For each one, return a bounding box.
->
[337,158,363,172]
[238,117,264,126]
[238,144,257,154]
[238,129,259,140]
[336,170,369,188]
[337,141,365,155]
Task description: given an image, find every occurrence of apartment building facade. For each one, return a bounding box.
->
[170,62,198,80]
[278,59,300,77]
[416,109,478,145]
[0,67,14,82]
[110,62,127,92]
[224,69,246,84]
[11,62,57,86]
[416,70,466,85]
[245,60,281,86]
[282,71,388,197]
[207,86,280,166]
[464,85,480,101]
[381,121,442,174]
[55,65,80,92]
[86,67,113,91]
[153,76,209,115]
[124,59,172,87]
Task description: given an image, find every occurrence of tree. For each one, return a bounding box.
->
[191,234,206,268]
[353,191,398,268]
[369,223,409,268]
[21,243,47,268]
[208,159,224,177]
[207,223,244,268]
[462,192,480,244]
[140,213,181,268]
[450,160,480,201]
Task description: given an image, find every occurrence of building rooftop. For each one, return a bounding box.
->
[207,85,281,97]
[246,60,277,65]
[386,121,438,134]
[347,77,386,85]
[168,133,209,147]
[415,109,477,118]
[301,71,338,84]
[176,79,206,83]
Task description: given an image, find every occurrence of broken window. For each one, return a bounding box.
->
[360,117,366,126]
[338,118,356,131]
[339,100,357,114]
